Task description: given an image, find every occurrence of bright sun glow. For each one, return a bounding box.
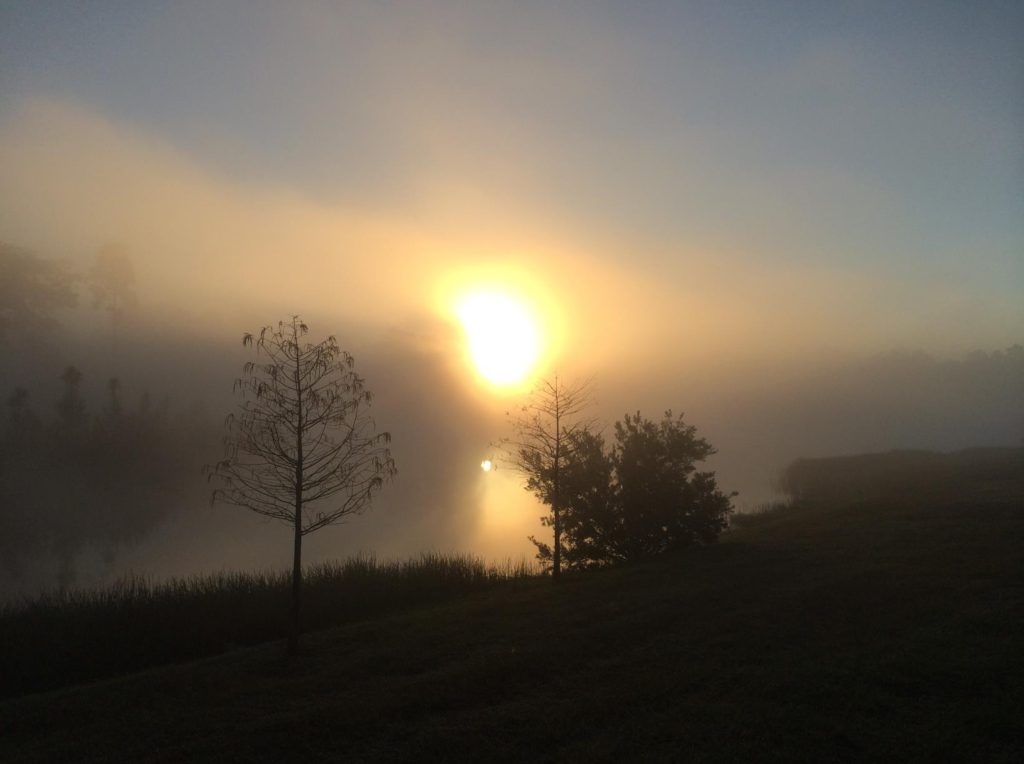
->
[456,291,542,386]
[481,459,493,472]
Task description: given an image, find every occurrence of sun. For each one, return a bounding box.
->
[456,290,542,387]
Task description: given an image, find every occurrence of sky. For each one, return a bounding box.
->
[0,1,1022,584]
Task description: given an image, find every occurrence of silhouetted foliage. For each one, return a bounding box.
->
[89,244,137,353]
[503,376,597,579]
[0,368,213,587]
[613,412,733,556]
[55,365,87,432]
[533,411,734,570]
[206,317,396,654]
[529,427,614,570]
[0,243,77,343]
[5,387,40,444]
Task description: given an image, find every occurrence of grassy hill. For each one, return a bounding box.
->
[1,449,1022,762]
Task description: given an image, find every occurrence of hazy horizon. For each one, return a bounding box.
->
[1,1,1021,595]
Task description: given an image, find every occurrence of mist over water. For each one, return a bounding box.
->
[1,3,1021,599]
[2,297,1019,600]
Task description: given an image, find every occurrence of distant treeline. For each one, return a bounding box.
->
[0,366,217,588]
[778,447,1024,507]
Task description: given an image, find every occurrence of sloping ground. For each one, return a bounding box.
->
[2,451,1022,762]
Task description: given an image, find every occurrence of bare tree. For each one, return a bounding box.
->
[502,376,596,579]
[206,317,396,654]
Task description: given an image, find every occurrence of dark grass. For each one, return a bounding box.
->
[1,448,1022,761]
[0,552,536,699]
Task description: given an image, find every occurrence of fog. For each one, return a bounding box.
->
[1,3,1022,598]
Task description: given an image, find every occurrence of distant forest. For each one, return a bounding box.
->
[1,243,219,589]
[1,369,215,588]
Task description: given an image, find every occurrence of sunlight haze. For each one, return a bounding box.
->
[456,289,543,388]
[0,0,1020,593]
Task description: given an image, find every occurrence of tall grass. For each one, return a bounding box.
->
[0,552,537,699]
[727,501,794,529]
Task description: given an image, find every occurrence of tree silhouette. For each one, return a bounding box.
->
[611,411,733,559]
[534,411,734,570]
[503,376,596,579]
[531,427,614,570]
[1,388,42,577]
[55,366,87,433]
[1,368,213,588]
[5,387,40,444]
[206,317,396,654]
[89,244,137,356]
[0,243,77,344]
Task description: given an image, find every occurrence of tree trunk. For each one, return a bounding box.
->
[288,505,302,655]
[552,406,561,580]
[289,329,304,655]
[552,501,561,580]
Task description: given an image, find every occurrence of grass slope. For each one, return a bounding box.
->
[2,450,1022,762]
[0,554,535,699]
